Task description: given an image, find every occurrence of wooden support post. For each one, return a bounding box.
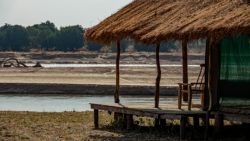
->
[178,84,182,109]
[126,114,134,130]
[114,112,118,122]
[160,119,166,127]
[155,43,161,108]
[215,112,224,134]
[115,40,120,103]
[180,116,187,139]
[204,112,210,140]
[182,40,188,102]
[188,85,192,110]
[193,116,199,130]
[114,112,123,123]
[94,109,99,129]
[154,118,160,128]
[208,38,220,110]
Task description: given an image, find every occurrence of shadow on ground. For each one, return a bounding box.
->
[89,123,250,141]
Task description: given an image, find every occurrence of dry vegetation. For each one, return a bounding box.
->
[0,111,249,141]
[0,111,180,141]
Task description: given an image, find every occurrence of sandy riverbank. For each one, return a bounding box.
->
[0,51,204,94]
[0,51,205,65]
[0,66,200,95]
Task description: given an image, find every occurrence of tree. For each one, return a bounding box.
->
[133,40,177,52]
[111,38,129,52]
[0,24,29,51]
[86,41,103,52]
[55,25,84,51]
[160,41,177,52]
[0,28,3,49]
[134,42,155,52]
[27,21,58,50]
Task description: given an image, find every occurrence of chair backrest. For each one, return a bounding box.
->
[194,64,205,90]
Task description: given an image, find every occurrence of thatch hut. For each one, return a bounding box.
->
[86,0,250,128]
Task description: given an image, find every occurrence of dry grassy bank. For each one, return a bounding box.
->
[0,111,179,141]
[0,112,249,141]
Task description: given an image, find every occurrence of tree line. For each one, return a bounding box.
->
[0,21,85,51]
[0,21,205,52]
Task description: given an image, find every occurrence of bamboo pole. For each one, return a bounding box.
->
[155,43,161,108]
[115,40,120,103]
[182,40,188,102]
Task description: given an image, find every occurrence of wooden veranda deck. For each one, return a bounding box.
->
[90,101,207,139]
[90,102,206,118]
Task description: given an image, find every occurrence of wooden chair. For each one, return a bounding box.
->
[178,64,205,110]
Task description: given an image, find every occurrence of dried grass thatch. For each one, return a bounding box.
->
[85,0,250,44]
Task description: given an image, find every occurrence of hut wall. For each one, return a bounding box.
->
[218,35,250,108]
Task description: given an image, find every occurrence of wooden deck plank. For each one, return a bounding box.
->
[90,102,206,119]
[90,103,159,118]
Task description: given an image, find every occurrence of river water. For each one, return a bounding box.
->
[0,63,200,112]
[27,63,200,68]
[0,94,179,112]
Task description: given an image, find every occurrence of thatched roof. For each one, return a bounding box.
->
[85,0,250,44]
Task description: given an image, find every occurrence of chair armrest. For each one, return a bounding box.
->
[190,82,205,85]
[178,83,191,86]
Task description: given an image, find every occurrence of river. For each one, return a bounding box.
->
[27,63,200,68]
[0,63,200,112]
[0,94,182,112]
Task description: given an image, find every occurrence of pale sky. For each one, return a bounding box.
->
[0,0,133,28]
